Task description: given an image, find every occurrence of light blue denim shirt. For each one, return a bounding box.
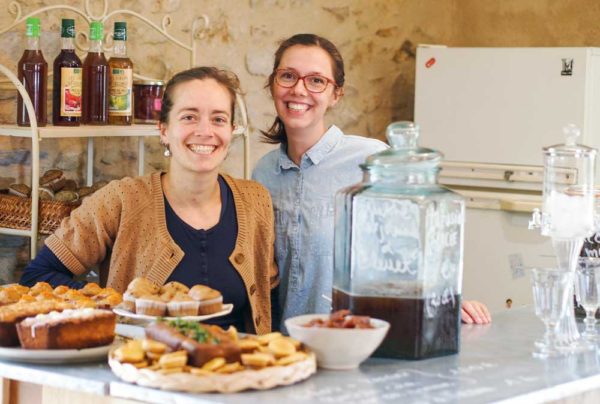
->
[252,125,388,329]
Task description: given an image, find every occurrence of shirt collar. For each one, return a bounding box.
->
[276,125,343,172]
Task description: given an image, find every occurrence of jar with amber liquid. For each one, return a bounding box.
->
[53,18,82,126]
[82,21,109,125]
[333,122,465,360]
[108,22,133,125]
[17,17,47,127]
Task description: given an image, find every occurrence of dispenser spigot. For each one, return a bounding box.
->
[529,208,542,230]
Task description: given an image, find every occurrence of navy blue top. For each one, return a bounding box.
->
[20,176,249,332]
[164,176,247,331]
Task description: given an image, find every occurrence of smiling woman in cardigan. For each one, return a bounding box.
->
[20,66,279,335]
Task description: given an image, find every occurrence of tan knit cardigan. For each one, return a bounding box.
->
[46,172,279,335]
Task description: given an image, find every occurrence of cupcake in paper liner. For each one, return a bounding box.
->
[135,295,166,316]
[189,285,223,315]
[167,292,200,317]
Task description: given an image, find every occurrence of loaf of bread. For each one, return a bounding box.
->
[16,308,116,349]
[145,321,241,367]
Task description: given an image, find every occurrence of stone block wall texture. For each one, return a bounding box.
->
[1,0,599,278]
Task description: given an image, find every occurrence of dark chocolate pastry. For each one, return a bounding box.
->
[54,190,79,202]
[40,169,66,191]
[8,183,31,198]
[76,186,94,199]
[38,187,54,200]
[61,179,78,192]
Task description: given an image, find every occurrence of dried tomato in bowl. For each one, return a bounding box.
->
[302,309,374,329]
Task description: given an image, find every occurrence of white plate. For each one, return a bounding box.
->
[115,323,145,339]
[113,303,233,322]
[0,343,112,364]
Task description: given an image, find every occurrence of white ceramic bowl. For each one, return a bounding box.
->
[285,314,390,370]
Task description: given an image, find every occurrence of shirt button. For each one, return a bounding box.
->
[249,284,257,296]
[234,253,245,264]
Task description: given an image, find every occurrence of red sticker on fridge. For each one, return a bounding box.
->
[425,57,436,68]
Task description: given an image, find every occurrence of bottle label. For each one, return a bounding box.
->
[109,67,132,116]
[60,67,82,116]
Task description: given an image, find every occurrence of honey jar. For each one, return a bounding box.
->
[133,79,164,124]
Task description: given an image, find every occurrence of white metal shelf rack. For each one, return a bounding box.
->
[0,0,251,258]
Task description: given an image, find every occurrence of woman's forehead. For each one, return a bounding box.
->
[279,45,334,76]
[171,78,232,110]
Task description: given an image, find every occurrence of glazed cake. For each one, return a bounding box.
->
[16,308,116,349]
[0,300,74,346]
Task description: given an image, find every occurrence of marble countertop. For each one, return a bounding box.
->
[1,306,600,403]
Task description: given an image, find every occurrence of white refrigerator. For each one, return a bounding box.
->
[414,46,600,313]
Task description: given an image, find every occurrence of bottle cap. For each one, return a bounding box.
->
[113,22,127,41]
[61,19,75,38]
[25,17,41,38]
[89,21,103,41]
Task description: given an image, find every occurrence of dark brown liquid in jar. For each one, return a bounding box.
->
[133,82,163,124]
[332,288,461,359]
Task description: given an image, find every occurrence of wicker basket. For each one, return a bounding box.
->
[109,350,317,393]
[0,192,80,235]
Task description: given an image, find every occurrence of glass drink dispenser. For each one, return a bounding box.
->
[333,121,465,360]
[540,124,595,241]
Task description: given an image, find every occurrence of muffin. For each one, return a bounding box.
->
[96,293,123,309]
[188,285,223,315]
[160,281,189,295]
[29,282,53,296]
[122,291,137,309]
[63,289,86,301]
[159,290,175,302]
[53,285,70,295]
[35,291,60,301]
[126,277,160,297]
[81,282,103,297]
[74,297,97,309]
[0,288,21,305]
[135,295,167,316]
[18,294,36,303]
[99,287,118,297]
[167,292,200,317]
[6,284,29,295]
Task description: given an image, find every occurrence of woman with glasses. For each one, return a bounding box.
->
[252,34,491,330]
[21,67,278,335]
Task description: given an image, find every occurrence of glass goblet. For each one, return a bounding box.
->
[531,268,574,358]
[575,257,600,341]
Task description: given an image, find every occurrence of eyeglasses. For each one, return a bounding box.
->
[274,69,337,93]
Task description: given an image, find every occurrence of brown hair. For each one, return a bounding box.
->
[159,66,240,124]
[262,34,345,144]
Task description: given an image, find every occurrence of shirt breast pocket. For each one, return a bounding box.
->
[305,199,335,256]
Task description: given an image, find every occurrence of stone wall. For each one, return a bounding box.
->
[1,0,600,279]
